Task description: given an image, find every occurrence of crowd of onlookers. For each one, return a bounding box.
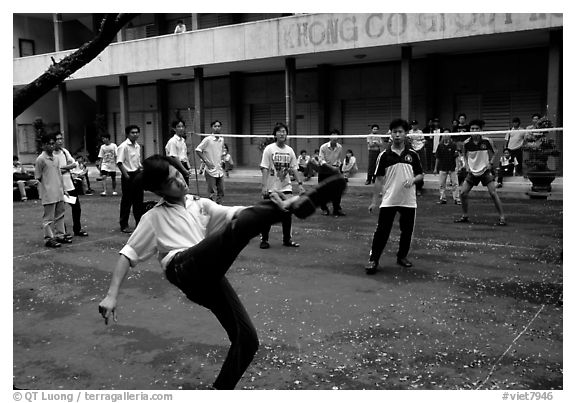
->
[14,112,551,248]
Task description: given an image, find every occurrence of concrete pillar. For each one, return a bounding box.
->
[425,54,441,121]
[401,46,412,120]
[317,64,331,141]
[191,14,199,31]
[194,67,205,134]
[53,13,64,51]
[119,75,130,135]
[546,30,562,127]
[285,57,297,134]
[58,83,69,137]
[156,79,169,149]
[229,72,244,164]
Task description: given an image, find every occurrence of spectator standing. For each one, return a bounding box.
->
[54,132,89,238]
[433,133,461,205]
[365,124,384,185]
[70,155,93,195]
[454,119,506,226]
[496,148,519,188]
[165,119,191,184]
[453,113,471,147]
[319,130,346,216]
[455,149,467,186]
[117,125,144,233]
[35,133,68,247]
[96,133,118,196]
[174,20,186,34]
[504,117,525,176]
[365,118,424,274]
[409,120,426,196]
[341,149,358,181]
[195,120,225,204]
[222,144,234,177]
[423,118,443,172]
[259,123,304,249]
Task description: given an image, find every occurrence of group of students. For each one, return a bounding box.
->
[96,115,514,390]
[297,146,358,182]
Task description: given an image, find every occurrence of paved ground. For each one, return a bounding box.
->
[13,181,562,390]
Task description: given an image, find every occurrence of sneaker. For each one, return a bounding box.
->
[120,227,133,234]
[100,192,107,197]
[74,230,89,237]
[55,236,72,244]
[112,191,118,196]
[259,241,270,249]
[455,199,462,205]
[283,240,300,247]
[496,183,503,188]
[454,216,469,223]
[85,189,95,195]
[45,238,61,248]
[396,257,413,268]
[437,199,447,205]
[497,217,507,226]
[365,261,378,275]
[365,180,372,185]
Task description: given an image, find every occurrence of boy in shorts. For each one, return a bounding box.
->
[96,133,118,196]
[454,119,506,226]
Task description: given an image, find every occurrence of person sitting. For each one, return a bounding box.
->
[13,155,38,201]
[297,149,312,181]
[496,148,518,188]
[341,149,358,181]
[70,155,95,195]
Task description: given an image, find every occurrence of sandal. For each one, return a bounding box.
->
[454,216,469,223]
[497,218,507,226]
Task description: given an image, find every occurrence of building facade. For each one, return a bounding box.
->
[13,13,563,172]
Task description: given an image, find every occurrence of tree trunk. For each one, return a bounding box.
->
[13,13,138,119]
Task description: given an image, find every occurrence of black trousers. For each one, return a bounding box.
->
[318,165,342,212]
[119,171,144,230]
[66,188,82,234]
[369,206,416,263]
[165,200,288,389]
[261,191,292,243]
[366,149,380,183]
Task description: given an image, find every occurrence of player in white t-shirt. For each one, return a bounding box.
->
[259,122,305,249]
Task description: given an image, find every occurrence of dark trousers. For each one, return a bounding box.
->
[497,164,515,184]
[261,192,292,243]
[366,149,380,183]
[369,207,416,263]
[119,171,144,229]
[165,201,287,389]
[318,165,342,212]
[509,148,523,175]
[66,188,82,234]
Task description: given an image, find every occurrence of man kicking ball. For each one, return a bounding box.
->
[98,155,345,389]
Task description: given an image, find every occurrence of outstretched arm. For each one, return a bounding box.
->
[98,254,131,325]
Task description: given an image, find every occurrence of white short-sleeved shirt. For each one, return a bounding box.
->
[260,142,298,193]
[195,135,224,178]
[53,148,76,191]
[98,143,118,172]
[505,128,526,151]
[117,139,142,172]
[120,195,245,271]
[165,134,189,163]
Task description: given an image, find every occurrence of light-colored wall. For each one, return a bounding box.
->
[13,14,54,58]
[13,13,563,86]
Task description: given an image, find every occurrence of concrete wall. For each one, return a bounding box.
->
[13,13,563,86]
[13,14,54,58]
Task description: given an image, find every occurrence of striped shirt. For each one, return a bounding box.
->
[374,147,423,208]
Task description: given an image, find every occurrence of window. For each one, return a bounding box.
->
[18,39,35,57]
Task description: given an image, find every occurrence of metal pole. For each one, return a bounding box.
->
[187,107,200,196]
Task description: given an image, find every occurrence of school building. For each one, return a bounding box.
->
[13,13,563,172]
